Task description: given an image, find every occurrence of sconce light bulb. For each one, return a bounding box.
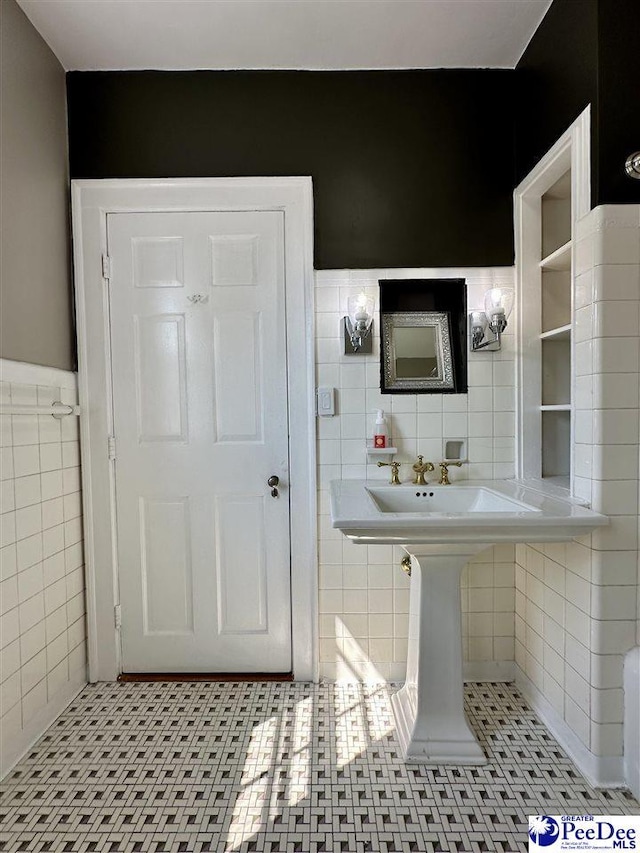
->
[484,287,514,322]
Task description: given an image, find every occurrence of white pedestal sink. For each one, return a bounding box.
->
[330,479,608,764]
[393,542,489,764]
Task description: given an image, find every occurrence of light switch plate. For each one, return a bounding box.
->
[316,386,336,417]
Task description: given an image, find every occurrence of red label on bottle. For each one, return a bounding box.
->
[374,434,386,448]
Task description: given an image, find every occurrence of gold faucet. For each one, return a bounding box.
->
[438,460,462,485]
[377,460,401,485]
[412,455,435,486]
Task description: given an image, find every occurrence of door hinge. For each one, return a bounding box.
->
[108,435,116,461]
[114,604,122,629]
[102,254,112,281]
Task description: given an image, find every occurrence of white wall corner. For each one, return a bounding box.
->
[1,672,86,780]
[624,646,640,801]
[516,666,626,790]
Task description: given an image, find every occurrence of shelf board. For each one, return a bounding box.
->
[540,404,571,412]
[543,474,570,489]
[540,240,572,271]
[540,324,572,341]
[366,445,398,456]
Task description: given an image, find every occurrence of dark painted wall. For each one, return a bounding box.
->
[514,0,599,191]
[515,0,640,205]
[67,70,516,269]
[596,0,640,205]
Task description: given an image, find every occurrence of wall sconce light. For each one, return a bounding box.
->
[625,152,640,179]
[343,292,374,354]
[469,287,515,352]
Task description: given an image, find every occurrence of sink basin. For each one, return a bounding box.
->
[330,478,606,544]
[366,484,540,514]
[330,478,607,765]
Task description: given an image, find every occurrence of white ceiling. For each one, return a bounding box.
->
[16,0,553,72]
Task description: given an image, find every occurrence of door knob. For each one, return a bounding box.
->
[268,475,279,497]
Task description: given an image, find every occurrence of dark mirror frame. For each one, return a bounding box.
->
[379,278,467,394]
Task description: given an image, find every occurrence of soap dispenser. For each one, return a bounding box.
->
[373,410,388,448]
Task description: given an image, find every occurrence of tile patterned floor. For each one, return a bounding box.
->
[0,681,638,853]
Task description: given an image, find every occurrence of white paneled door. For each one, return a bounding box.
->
[107,211,292,672]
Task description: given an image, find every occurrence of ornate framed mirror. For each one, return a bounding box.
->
[381,311,455,392]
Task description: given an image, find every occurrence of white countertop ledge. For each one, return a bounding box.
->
[329,478,608,545]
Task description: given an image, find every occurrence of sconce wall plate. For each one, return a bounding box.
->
[343,317,373,354]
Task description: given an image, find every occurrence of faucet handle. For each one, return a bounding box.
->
[377,460,402,485]
[438,460,463,485]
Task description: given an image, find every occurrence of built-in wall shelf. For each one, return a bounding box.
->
[366,444,398,459]
[517,139,582,492]
[540,324,571,341]
[539,240,572,271]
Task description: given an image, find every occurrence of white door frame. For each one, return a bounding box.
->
[71,178,317,682]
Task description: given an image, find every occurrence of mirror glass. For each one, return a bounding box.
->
[381,311,455,392]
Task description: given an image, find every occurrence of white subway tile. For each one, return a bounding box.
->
[565,634,590,678]
[18,592,44,634]
[591,585,637,621]
[13,445,39,478]
[0,670,20,716]
[11,416,39,447]
[590,721,623,757]
[47,657,69,700]
[46,632,68,672]
[62,467,81,497]
[38,415,61,445]
[18,563,44,604]
[594,337,640,374]
[590,687,624,724]
[590,653,623,690]
[40,443,63,473]
[593,409,638,444]
[591,515,638,551]
[14,475,41,510]
[21,648,46,695]
[591,551,637,586]
[1,639,20,682]
[20,620,46,665]
[593,301,640,338]
[15,504,41,541]
[22,677,48,724]
[565,602,590,646]
[0,448,15,481]
[591,480,638,516]
[593,263,640,302]
[42,524,65,559]
[593,373,639,409]
[565,695,590,747]
[0,511,16,548]
[594,227,640,265]
[45,604,68,644]
[0,480,14,515]
[590,618,636,655]
[16,532,42,572]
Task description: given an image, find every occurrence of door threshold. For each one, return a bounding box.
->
[118,672,294,683]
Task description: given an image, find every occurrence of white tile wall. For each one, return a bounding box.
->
[0,367,87,776]
[315,267,517,681]
[516,205,640,763]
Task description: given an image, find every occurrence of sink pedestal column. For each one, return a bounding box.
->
[392,543,489,764]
